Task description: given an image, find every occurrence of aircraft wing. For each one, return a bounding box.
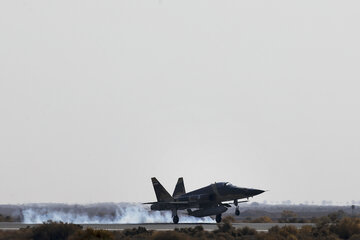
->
[143,201,189,205]
[220,200,249,205]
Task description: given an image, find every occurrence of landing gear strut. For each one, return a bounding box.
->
[216,214,222,223]
[234,199,240,216]
[172,209,179,224]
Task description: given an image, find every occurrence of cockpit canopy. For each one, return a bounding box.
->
[215,182,236,188]
[225,182,235,187]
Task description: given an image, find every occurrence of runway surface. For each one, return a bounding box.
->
[0,222,314,232]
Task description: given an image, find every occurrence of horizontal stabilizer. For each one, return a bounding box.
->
[143,201,159,205]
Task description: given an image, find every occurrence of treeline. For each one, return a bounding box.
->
[0,216,359,240]
[242,209,354,224]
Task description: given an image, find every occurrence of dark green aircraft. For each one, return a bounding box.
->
[145,177,265,223]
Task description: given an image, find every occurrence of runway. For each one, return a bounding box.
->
[0,222,314,232]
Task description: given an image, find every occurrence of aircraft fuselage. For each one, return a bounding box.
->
[147,178,265,223]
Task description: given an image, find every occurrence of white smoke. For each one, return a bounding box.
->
[22,203,214,224]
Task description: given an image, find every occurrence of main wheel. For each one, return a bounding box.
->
[173,215,179,224]
[235,208,240,216]
[216,214,222,223]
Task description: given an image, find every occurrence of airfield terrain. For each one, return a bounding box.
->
[0,202,358,226]
[0,222,313,231]
[0,204,359,239]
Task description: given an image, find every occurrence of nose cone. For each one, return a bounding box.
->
[232,187,264,197]
[249,188,265,196]
[227,184,265,198]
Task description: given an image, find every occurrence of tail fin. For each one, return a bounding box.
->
[151,177,173,202]
[173,177,186,198]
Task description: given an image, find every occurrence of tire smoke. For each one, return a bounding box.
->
[21,203,214,224]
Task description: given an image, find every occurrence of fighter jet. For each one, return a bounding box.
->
[145,177,265,224]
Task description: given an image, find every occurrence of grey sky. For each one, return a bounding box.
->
[0,1,359,205]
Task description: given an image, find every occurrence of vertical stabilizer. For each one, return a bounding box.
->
[151,177,173,202]
[173,177,186,198]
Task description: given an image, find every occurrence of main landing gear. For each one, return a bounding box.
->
[172,209,179,224]
[216,214,222,223]
[234,199,240,216]
[173,215,179,224]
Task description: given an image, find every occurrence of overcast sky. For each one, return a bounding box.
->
[1,1,359,205]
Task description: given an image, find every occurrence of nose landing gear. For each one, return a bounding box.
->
[172,209,179,224]
[234,199,240,216]
[235,207,240,216]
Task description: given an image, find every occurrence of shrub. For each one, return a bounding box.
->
[250,216,273,223]
[68,228,113,240]
[31,221,82,240]
[123,226,149,236]
[151,231,190,240]
[222,215,236,223]
[238,226,256,236]
[332,217,360,239]
[280,210,297,223]
[328,210,345,223]
[216,221,234,233]
[349,234,360,240]
[0,214,14,222]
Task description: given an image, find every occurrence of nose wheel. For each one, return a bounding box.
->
[235,207,240,216]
